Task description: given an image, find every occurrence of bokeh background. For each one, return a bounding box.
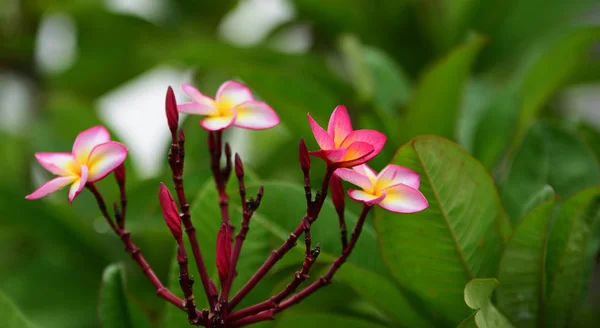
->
[2,0,600,327]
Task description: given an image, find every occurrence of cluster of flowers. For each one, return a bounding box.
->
[26,81,427,327]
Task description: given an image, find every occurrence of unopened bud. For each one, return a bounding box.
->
[216,223,232,282]
[330,174,345,215]
[114,163,126,186]
[235,153,244,178]
[165,87,179,140]
[178,128,185,143]
[158,183,182,241]
[298,138,310,172]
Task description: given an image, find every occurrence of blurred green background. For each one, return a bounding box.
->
[2,0,600,327]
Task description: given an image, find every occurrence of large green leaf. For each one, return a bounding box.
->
[500,121,600,224]
[0,291,37,328]
[496,200,556,328]
[375,136,506,324]
[457,279,513,328]
[400,35,486,143]
[275,312,388,328]
[545,187,600,328]
[417,0,480,52]
[99,264,152,328]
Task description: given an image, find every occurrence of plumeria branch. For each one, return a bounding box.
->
[166,87,218,308]
[208,131,233,230]
[86,183,206,324]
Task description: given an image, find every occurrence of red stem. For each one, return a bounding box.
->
[86,184,206,325]
[169,138,218,307]
[209,131,232,229]
[228,167,334,310]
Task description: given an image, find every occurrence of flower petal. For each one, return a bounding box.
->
[177,102,217,115]
[340,129,386,162]
[352,164,378,184]
[35,152,79,176]
[68,165,88,203]
[87,142,128,182]
[327,105,353,147]
[25,176,76,200]
[334,168,372,191]
[340,141,374,163]
[348,189,386,205]
[378,183,429,213]
[376,164,420,190]
[216,81,254,107]
[72,126,111,164]
[233,101,280,130]
[200,110,238,131]
[182,84,216,106]
[307,113,334,149]
[309,148,347,163]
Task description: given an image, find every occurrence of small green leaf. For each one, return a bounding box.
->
[375,136,506,324]
[99,264,152,328]
[546,187,600,327]
[458,278,514,328]
[496,200,556,328]
[400,34,486,143]
[0,291,37,328]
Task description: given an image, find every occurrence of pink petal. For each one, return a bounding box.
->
[348,189,387,205]
[233,101,280,130]
[181,84,216,106]
[352,164,378,183]
[87,142,128,182]
[309,148,347,163]
[35,152,78,176]
[340,141,375,164]
[376,165,420,190]
[379,184,429,213]
[216,81,254,107]
[327,105,353,147]
[334,168,372,191]
[177,102,217,115]
[72,126,111,164]
[68,165,88,203]
[200,111,237,131]
[25,176,76,200]
[307,114,334,150]
[340,130,387,162]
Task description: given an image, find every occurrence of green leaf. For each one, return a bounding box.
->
[417,0,480,52]
[99,264,152,328]
[363,46,412,113]
[0,291,37,328]
[496,200,556,328]
[275,312,388,328]
[457,279,514,328]
[500,121,600,224]
[375,136,506,325]
[545,187,600,328]
[400,34,486,143]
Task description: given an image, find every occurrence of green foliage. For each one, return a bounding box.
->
[458,279,513,328]
[376,136,507,325]
[3,0,600,327]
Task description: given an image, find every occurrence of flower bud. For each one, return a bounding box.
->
[165,86,179,140]
[216,223,231,281]
[114,163,126,186]
[235,153,244,178]
[158,182,182,241]
[298,138,310,172]
[330,174,345,215]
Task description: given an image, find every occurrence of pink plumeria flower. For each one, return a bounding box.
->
[26,126,128,203]
[177,81,280,131]
[308,105,386,168]
[335,164,428,213]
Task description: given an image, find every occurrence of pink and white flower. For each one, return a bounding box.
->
[308,105,386,168]
[335,164,428,213]
[178,81,280,131]
[26,126,128,203]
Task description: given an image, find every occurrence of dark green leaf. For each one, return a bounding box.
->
[376,136,506,324]
[275,312,388,328]
[457,278,514,328]
[0,291,37,328]
[496,200,556,328]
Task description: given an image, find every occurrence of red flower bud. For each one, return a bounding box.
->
[114,163,126,186]
[330,174,345,215]
[298,138,310,172]
[158,182,182,241]
[235,153,244,178]
[165,86,179,139]
[216,223,231,282]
